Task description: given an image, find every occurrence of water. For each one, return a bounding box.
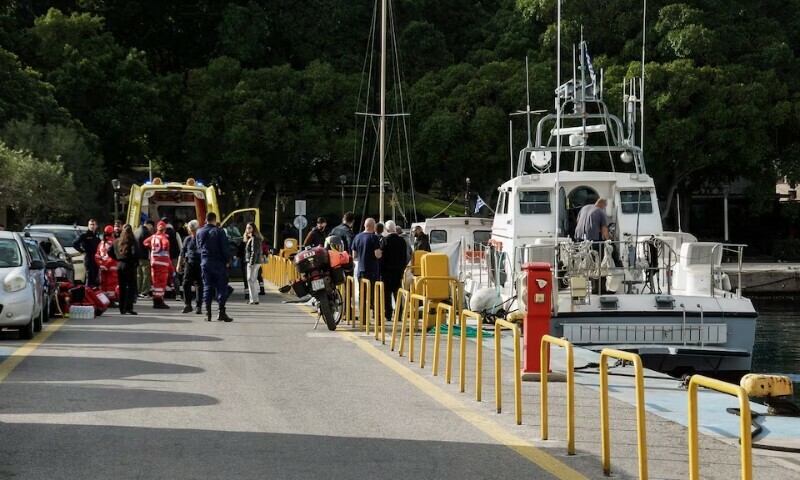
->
[750,299,800,404]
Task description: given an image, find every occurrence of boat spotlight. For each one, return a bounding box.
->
[568,133,585,147]
[620,151,634,164]
[530,150,552,171]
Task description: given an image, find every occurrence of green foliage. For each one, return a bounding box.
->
[772,239,800,262]
[0,142,77,223]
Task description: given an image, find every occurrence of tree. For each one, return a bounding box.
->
[0,142,77,223]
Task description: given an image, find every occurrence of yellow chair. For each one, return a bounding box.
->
[279,238,299,259]
[412,253,456,330]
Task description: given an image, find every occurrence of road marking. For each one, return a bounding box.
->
[0,318,68,383]
[340,330,589,480]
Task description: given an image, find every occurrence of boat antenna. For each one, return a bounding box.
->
[677,192,683,232]
[640,0,647,151]
[525,56,532,148]
[553,0,562,280]
[509,120,514,179]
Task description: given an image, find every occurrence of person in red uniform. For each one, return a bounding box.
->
[143,220,172,309]
[95,225,119,305]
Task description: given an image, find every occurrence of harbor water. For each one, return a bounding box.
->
[750,298,800,405]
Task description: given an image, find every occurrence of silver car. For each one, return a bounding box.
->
[0,231,46,339]
[23,224,85,281]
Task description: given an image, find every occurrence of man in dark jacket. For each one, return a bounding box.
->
[177,220,203,314]
[134,219,154,297]
[380,220,408,321]
[303,217,328,247]
[412,226,431,252]
[330,211,355,254]
[73,219,101,287]
[196,212,233,322]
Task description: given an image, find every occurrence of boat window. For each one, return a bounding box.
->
[429,229,447,244]
[497,192,508,215]
[473,230,491,249]
[519,191,551,214]
[620,190,653,214]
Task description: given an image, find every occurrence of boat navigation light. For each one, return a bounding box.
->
[530,150,552,171]
[620,151,634,164]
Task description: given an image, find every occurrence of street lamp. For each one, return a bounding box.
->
[339,175,347,215]
[111,178,121,223]
[465,177,471,216]
[273,183,282,248]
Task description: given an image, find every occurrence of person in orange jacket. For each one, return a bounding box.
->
[96,225,119,306]
[144,220,171,309]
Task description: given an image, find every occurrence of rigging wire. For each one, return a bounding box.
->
[353,0,379,214]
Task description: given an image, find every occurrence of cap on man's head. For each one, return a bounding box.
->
[157,221,167,230]
[104,225,114,234]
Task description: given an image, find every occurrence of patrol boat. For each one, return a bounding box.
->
[468,40,757,377]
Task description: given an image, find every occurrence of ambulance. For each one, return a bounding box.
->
[125,177,260,240]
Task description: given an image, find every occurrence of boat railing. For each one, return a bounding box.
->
[710,243,747,298]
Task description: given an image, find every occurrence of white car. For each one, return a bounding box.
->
[0,231,46,339]
[24,224,85,282]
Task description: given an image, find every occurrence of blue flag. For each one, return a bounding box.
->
[474,195,486,214]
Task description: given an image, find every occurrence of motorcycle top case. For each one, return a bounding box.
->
[294,246,329,274]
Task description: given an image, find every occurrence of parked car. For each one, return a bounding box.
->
[24,224,84,282]
[0,231,46,338]
[22,235,73,319]
[24,233,75,283]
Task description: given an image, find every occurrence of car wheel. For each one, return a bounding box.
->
[19,317,34,340]
[34,306,44,332]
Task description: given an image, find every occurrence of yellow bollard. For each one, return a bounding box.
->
[359,278,372,335]
[374,281,385,343]
[600,349,648,479]
[540,335,575,455]
[344,276,355,327]
[493,319,522,425]
[407,294,426,364]
[688,375,752,480]
[432,302,453,377]
[458,310,483,401]
[390,288,409,352]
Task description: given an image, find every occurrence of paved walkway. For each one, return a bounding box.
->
[0,284,796,479]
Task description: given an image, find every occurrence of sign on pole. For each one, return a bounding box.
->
[294,215,308,246]
[295,200,307,216]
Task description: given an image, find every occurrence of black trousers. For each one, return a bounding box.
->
[86,259,100,288]
[117,260,137,313]
[382,268,404,318]
[182,263,203,308]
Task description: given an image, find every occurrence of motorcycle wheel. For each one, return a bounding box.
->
[316,291,337,331]
[331,288,344,326]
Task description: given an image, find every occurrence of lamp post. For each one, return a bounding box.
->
[273,183,282,248]
[111,178,121,223]
[465,177,471,216]
[339,175,347,215]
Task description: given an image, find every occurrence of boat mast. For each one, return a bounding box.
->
[553,0,562,264]
[379,0,387,223]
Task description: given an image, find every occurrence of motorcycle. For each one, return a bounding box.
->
[281,246,348,331]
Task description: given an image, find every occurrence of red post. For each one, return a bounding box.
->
[522,262,552,374]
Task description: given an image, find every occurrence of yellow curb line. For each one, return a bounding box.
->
[0,317,69,383]
[339,330,589,480]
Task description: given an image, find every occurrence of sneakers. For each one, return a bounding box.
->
[181,305,193,314]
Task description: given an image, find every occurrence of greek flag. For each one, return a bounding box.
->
[583,43,596,86]
[474,195,487,214]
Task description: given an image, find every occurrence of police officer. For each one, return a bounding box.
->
[73,219,102,288]
[177,220,203,314]
[195,212,233,322]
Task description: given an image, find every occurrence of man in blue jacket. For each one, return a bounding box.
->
[195,212,233,322]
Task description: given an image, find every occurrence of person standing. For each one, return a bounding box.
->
[380,220,408,321]
[144,221,171,309]
[412,225,431,252]
[352,218,383,320]
[108,224,139,315]
[163,217,183,301]
[303,217,328,247]
[73,219,101,287]
[196,212,233,322]
[574,198,610,242]
[135,219,154,297]
[244,222,264,305]
[95,225,119,305]
[177,220,203,314]
[330,211,355,254]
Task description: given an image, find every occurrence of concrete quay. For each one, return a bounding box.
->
[723,263,800,295]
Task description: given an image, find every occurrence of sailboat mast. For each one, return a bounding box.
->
[379,0,387,223]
